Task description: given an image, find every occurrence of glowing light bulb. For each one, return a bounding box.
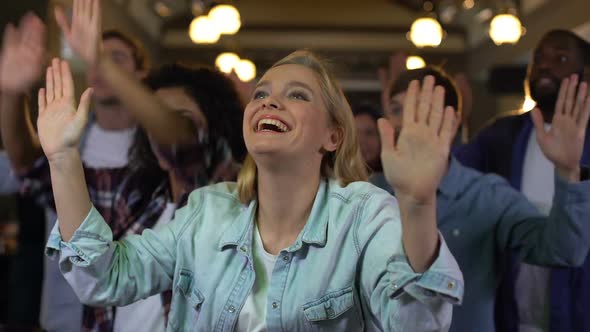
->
[489,13,523,45]
[209,4,241,35]
[215,52,241,74]
[406,56,426,70]
[409,17,444,48]
[235,59,256,82]
[189,16,220,44]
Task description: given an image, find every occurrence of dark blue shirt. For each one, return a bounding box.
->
[454,112,590,332]
[370,157,590,332]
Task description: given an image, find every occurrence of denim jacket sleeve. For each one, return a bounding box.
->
[45,191,203,307]
[492,169,590,266]
[356,191,464,332]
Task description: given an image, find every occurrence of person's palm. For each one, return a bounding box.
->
[379,78,458,204]
[532,75,590,179]
[0,14,46,93]
[37,59,92,160]
[55,0,101,67]
[380,120,450,203]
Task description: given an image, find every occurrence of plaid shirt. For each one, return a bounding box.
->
[21,158,170,332]
[24,133,236,332]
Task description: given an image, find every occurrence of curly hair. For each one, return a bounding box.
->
[143,63,246,162]
[127,63,246,197]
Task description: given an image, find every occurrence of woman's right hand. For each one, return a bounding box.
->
[37,58,92,161]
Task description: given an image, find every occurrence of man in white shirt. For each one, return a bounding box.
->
[455,29,590,332]
[0,12,164,332]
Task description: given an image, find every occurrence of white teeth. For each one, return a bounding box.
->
[257,118,288,132]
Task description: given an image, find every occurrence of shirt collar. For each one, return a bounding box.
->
[217,178,331,253]
[288,178,330,251]
[217,199,257,252]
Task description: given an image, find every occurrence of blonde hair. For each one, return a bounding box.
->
[237,50,368,204]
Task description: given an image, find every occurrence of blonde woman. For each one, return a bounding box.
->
[41,51,462,331]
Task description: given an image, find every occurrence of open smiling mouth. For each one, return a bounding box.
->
[255,118,290,133]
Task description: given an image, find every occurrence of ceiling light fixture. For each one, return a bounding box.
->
[406,56,426,70]
[215,53,257,82]
[215,52,241,73]
[189,16,220,44]
[208,4,241,35]
[489,12,524,45]
[409,16,444,48]
[235,59,256,82]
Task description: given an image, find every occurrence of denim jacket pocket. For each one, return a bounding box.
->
[168,269,205,331]
[302,286,363,331]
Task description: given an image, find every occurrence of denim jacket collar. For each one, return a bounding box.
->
[217,178,331,253]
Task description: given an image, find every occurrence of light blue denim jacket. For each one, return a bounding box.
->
[47,179,463,331]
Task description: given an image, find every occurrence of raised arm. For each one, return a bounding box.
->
[531,74,589,182]
[37,58,93,241]
[0,13,46,173]
[378,76,459,273]
[497,74,590,265]
[41,62,180,306]
[55,0,195,145]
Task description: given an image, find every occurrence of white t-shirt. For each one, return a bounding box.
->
[114,202,177,332]
[236,225,278,332]
[41,123,136,332]
[80,123,136,168]
[516,125,553,332]
[521,124,555,215]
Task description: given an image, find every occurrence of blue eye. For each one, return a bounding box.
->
[288,90,310,101]
[253,90,268,100]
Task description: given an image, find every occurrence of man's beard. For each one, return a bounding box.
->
[529,76,560,115]
[528,68,585,118]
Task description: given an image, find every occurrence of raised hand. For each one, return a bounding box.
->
[55,0,101,67]
[0,13,46,93]
[378,76,458,205]
[37,59,92,160]
[531,74,590,181]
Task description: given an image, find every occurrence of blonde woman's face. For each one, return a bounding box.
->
[243,64,339,166]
